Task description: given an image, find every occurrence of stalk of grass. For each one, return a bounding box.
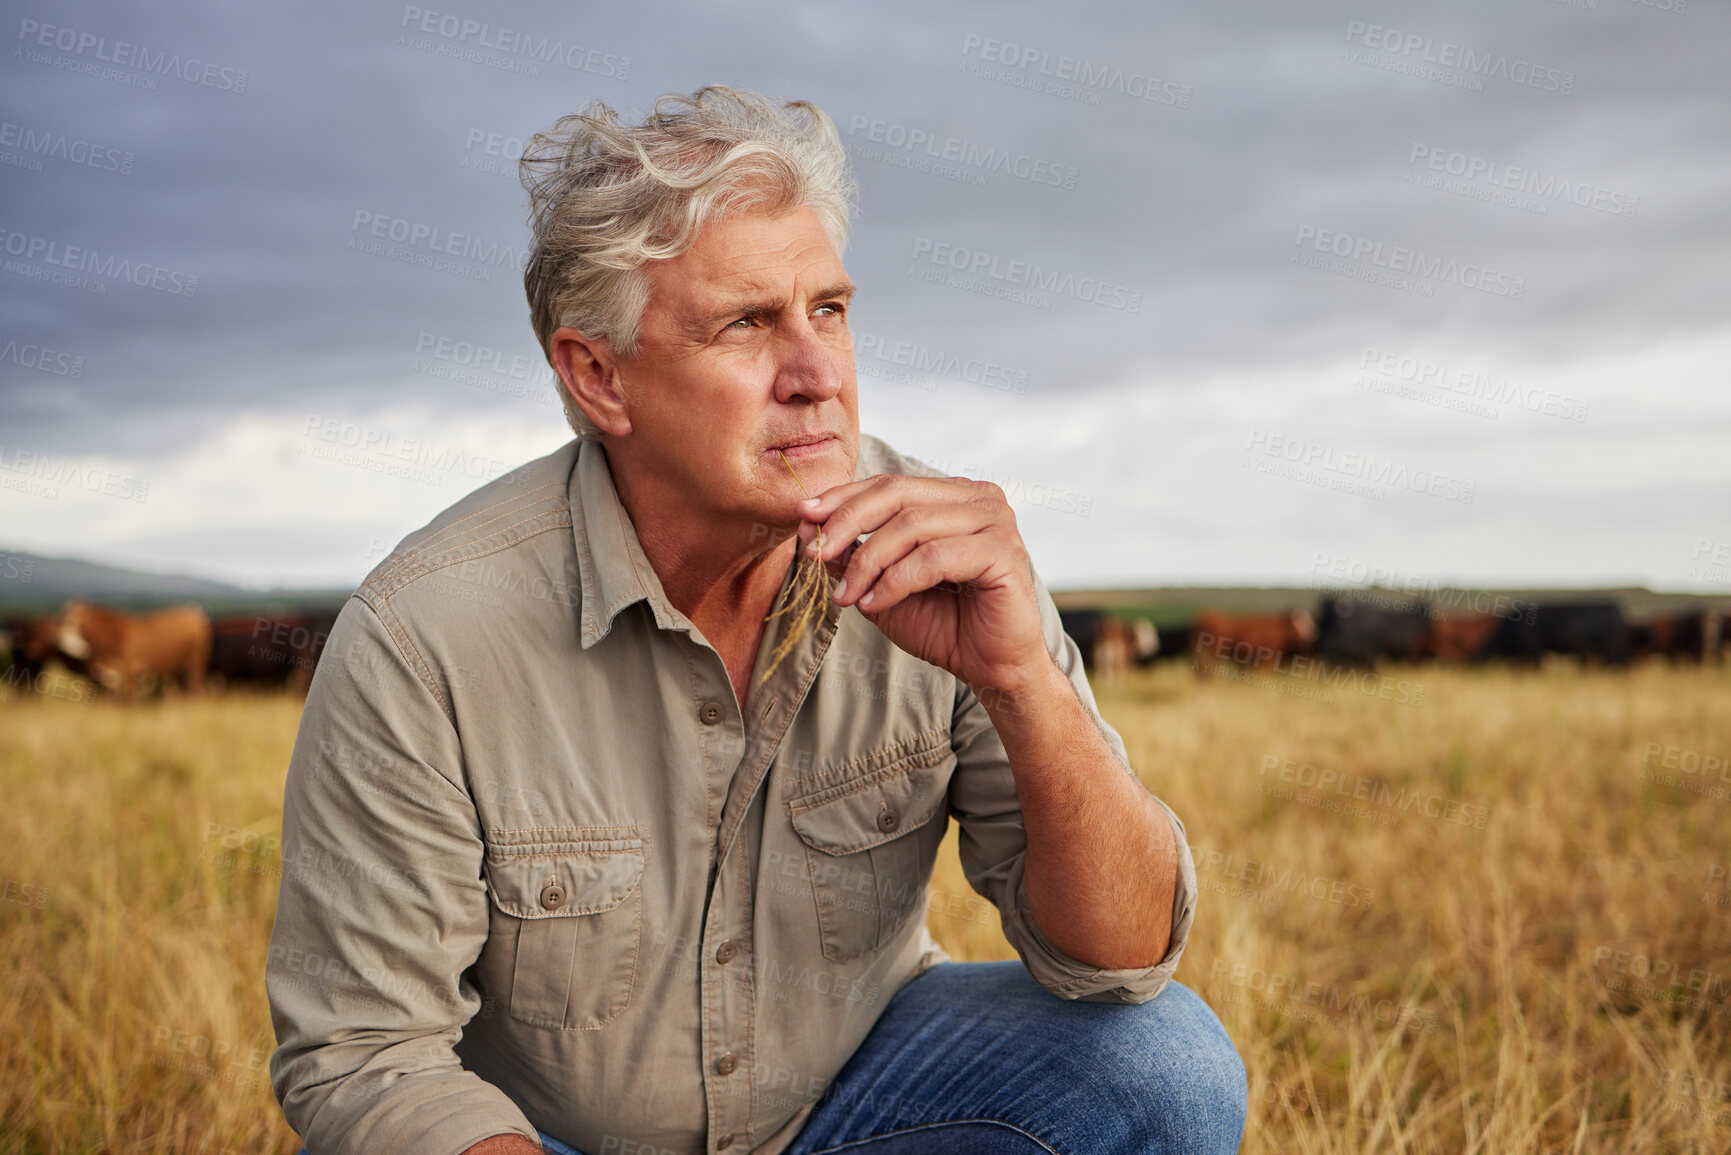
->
[759,450,832,685]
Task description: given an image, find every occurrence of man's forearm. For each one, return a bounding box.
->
[976,657,1178,970]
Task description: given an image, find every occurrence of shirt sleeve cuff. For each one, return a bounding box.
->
[1002,795,1197,1005]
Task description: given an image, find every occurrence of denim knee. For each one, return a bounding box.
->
[1074,981,1248,1154]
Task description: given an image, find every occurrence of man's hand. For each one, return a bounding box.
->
[463,1134,543,1154]
[800,471,1180,971]
[796,475,1048,695]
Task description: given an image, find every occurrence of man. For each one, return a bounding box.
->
[268,86,1246,1155]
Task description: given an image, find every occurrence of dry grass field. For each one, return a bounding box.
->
[2,662,1728,1153]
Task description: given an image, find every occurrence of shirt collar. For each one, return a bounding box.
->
[570,439,691,649]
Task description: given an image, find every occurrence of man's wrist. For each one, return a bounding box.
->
[968,652,1072,724]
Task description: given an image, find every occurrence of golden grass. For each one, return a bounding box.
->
[2,663,1727,1152]
[926,661,1731,1153]
[0,691,304,1153]
[759,450,831,687]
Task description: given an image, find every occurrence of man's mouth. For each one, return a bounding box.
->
[767,433,836,458]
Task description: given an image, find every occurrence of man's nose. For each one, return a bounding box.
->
[770,323,848,404]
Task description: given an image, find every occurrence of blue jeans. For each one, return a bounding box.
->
[540,960,1246,1155]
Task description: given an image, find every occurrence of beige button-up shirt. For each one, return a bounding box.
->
[267,435,1197,1155]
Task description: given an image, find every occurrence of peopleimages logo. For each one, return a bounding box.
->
[1293,225,1526,300]
[0,338,84,378]
[854,332,1029,395]
[909,237,1142,312]
[959,34,1192,108]
[1406,144,1638,219]
[1342,21,1575,95]
[0,444,149,503]
[846,116,1079,190]
[1357,347,1589,422]
[397,6,630,79]
[16,19,249,93]
[0,228,198,296]
[1244,429,1476,504]
[0,120,134,175]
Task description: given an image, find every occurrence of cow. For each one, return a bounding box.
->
[1477,601,1631,666]
[1058,610,1103,669]
[1091,616,1133,686]
[54,601,212,697]
[1423,613,1503,663]
[1630,611,1719,664]
[1190,607,1317,675]
[1131,618,1159,663]
[208,611,337,693]
[0,614,96,702]
[0,617,40,694]
[1315,597,1430,667]
[1058,611,1163,682]
[1145,624,1189,664]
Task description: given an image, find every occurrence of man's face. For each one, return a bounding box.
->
[612,202,859,529]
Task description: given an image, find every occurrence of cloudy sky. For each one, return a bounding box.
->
[2,0,1727,593]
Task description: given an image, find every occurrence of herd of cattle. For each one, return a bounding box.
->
[1062,597,1726,682]
[0,594,1722,702]
[0,602,336,700]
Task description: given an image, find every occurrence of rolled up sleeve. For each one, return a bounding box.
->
[267,596,538,1155]
[945,576,1197,1004]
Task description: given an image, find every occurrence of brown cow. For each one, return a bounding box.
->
[55,602,211,698]
[1424,613,1502,663]
[1190,608,1316,675]
[1092,616,1133,687]
[208,611,337,694]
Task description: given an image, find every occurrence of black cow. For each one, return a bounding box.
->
[1478,601,1631,666]
[1314,597,1431,667]
[1058,610,1104,668]
[1630,611,1717,664]
[1143,624,1189,665]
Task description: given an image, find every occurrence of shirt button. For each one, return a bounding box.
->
[699,701,724,725]
[715,940,739,964]
[876,808,900,833]
[715,1051,738,1076]
[716,1135,735,1150]
[539,883,566,910]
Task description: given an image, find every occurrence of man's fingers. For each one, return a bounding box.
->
[854,538,996,614]
[831,505,991,608]
[811,476,1005,566]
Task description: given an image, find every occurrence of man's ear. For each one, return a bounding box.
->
[551,327,632,436]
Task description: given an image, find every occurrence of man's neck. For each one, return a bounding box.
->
[638,517,795,631]
[603,441,798,702]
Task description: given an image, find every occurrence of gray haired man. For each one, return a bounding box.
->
[267,86,1246,1155]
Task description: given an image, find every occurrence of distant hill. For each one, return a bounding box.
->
[0,549,350,613]
[4,547,1726,622]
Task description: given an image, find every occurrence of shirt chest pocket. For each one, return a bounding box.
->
[786,729,953,963]
[482,832,646,1030]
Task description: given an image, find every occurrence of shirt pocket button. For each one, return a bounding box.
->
[539,882,567,910]
[876,808,900,833]
[699,701,724,725]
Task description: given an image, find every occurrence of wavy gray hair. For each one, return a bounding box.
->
[519,86,858,439]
